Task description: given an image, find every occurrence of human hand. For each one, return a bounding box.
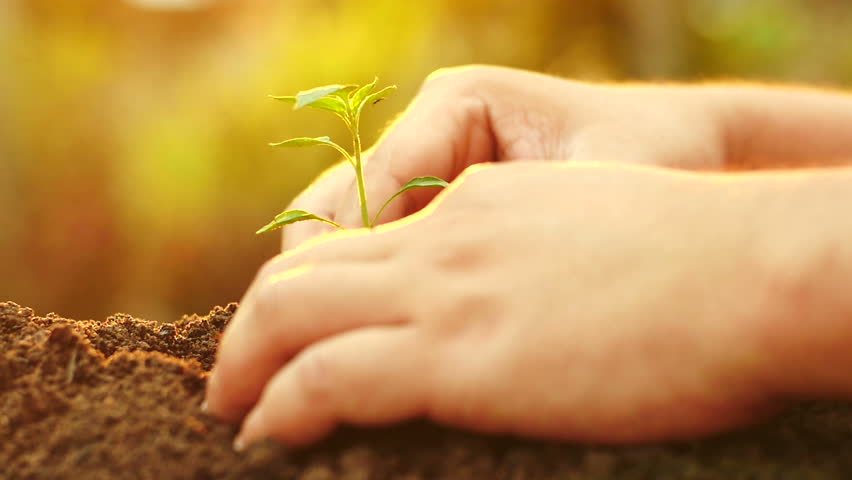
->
[282,65,728,250]
[206,162,781,448]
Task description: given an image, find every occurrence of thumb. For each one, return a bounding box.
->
[335,79,496,228]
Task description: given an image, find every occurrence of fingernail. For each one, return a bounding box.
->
[235,408,262,452]
[200,400,209,413]
[233,436,246,452]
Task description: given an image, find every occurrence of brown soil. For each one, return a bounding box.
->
[2,300,852,480]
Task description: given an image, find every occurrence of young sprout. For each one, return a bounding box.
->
[257,78,448,234]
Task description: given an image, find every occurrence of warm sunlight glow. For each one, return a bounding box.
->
[267,264,315,286]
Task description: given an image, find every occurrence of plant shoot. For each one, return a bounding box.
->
[258,79,448,234]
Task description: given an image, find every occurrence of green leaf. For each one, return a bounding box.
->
[349,77,378,112]
[269,136,352,163]
[256,210,342,234]
[365,85,397,104]
[356,85,397,116]
[309,96,348,116]
[270,94,348,117]
[371,176,449,227]
[331,85,358,99]
[269,95,297,104]
[394,176,449,193]
[294,84,355,109]
[268,136,334,148]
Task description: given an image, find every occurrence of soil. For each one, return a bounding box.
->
[2,301,852,480]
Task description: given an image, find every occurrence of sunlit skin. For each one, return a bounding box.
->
[204,66,852,449]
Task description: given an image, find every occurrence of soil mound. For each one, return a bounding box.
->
[2,301,851,479]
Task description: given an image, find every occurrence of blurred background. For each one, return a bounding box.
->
[2,0,852,322]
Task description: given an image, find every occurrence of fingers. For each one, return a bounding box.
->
[206,257,411,423]
[234,326,429,448]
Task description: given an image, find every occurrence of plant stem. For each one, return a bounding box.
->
[351,117,371,228]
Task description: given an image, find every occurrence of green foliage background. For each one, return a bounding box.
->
[2,0,852,321]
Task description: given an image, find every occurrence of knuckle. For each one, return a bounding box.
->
[250,277,281,326]
[430,239,487,273]
[434,290,500,341]
[252,262,322,326]
[405,260,499,338]
[293,347,339,406]
[251,266,307,325]
[255,254,286,282]
[421,65,492,95]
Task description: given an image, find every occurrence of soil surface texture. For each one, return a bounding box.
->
[2,300,852,479]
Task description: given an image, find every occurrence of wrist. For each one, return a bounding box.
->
[707,85,852,169]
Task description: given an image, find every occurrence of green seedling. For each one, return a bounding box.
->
[257,78,449,234]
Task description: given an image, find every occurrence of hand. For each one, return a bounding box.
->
[205,162,780,448]
[282,65,728,250]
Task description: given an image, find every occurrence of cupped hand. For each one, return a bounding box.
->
[206,162,779,448]
[282,65,728,250]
